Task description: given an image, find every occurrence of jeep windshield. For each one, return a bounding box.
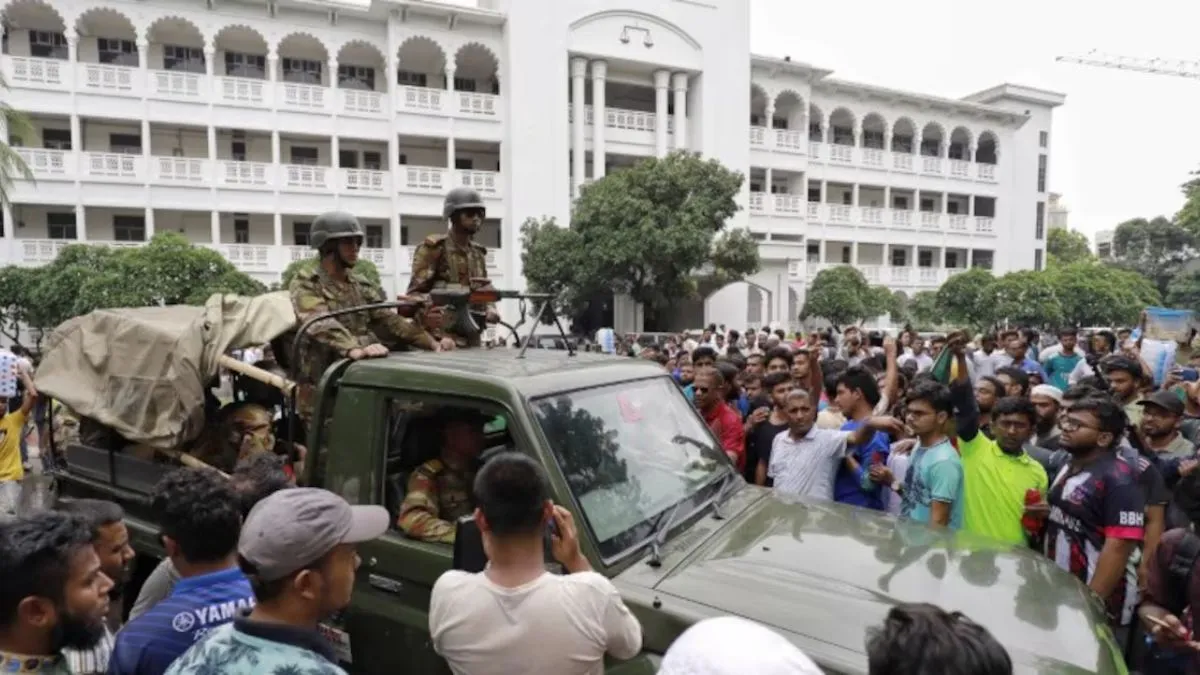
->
[532,375,731,561]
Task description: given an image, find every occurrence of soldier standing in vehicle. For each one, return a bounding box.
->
[290,211,451,424]
[406,187,500,347]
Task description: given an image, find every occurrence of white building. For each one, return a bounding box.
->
[1096,229,1115,259]
[1047,192,1068,231]
[0,0,1063,332]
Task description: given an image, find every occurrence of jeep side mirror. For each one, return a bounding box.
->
[452,514,487,573]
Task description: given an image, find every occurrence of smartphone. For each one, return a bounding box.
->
[546,519,559,539]
[1181,368,1200,383]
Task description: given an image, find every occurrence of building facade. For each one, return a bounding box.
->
[1096,229,1115,259]
[0,0,1063,332]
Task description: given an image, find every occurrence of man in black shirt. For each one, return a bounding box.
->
[748,372,792,486]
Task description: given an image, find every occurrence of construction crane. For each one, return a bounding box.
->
[1056,50,1200,80]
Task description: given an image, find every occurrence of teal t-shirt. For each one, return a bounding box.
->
[900,438,964,529]
[1044,352,1082,390]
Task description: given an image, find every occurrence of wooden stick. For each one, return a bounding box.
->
[154,447,231,479]
[217,354,295,395]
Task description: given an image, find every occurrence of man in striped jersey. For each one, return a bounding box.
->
[56,500,135,675]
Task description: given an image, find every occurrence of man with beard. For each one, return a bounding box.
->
[108,468,254,675]
[0,511,114,675]
[747,372,792,486]
[1044,396,1145,638]
[290,211,446,425]
[55,500,134,674]
[973,376,1005,440]
[166,489,388,674]
[1029,385,1063,450]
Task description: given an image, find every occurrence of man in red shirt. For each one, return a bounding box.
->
[694,367,746,471]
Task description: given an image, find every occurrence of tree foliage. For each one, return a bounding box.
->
[1175,168,1200,240]
[280,256,381,290]
[801,266,874,329]
[1046,228,1094,267]
[935,268,996,331]
[908,291,940,329]
[0,73,34,205]
[1167,269,1200,315]
[521,152,757,320]
[1050,262,1159,327]
[991,270,1063,328]
[1111,216,1195,297]
[3,233,265,346]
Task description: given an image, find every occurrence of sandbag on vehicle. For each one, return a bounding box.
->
[34,291,297,449]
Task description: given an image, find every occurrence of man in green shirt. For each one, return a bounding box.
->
[951,341,1050,545]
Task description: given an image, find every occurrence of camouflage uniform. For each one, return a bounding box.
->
[189,403,276,473]
[407,187,496,347]
[396,459,474,544]
[290,265,436,421]
[50,401,80,450]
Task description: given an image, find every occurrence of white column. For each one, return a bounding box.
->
[210,211,220,244]
[764,167,773,211]
[272,213,283,247]
[66,29,77,62]
[136,38,148,70]
[653,70,670,157]
[69,115,81,157]
[144,207,155,238]
[446,136,456,172]
[331,136,340,169]
[1,203,12,240]
[571,57,587,196]
[271,130,280,165]
[140,119,151,165]
[206,126,217,162]
[392,213,404,286]
[591,60,607,180]
[851,242,859,265]
[267,51,278,82]
[671,72,688,151]
[852,184,860,207]
[203,47,214,78]
[327,58,337,89]
[75,203,86,241]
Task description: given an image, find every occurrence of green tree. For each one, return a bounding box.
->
[908,291,940,329]
[25,244,122,339]
[862,285,903,322]
[991,270,1063,328]
[71,233,265,315]
[1049,262,1159,327]
[0,265,43,345]
[1174,167,1200,239]
[1046,228,1094,266]
[1111,216,1195,296]
[0,73,34,205]
[801,266,870,329]
[521,152,757,320]
[887,290,910,324]
[1166,269,1200,314]
[934,268,996,330]
[280,256,381,290]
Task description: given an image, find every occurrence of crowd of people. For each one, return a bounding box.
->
[630,321,1200,673]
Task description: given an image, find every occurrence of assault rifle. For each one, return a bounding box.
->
[396,280,563,352]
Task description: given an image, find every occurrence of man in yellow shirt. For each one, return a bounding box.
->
[950,341,1049,546]
[0,377,37,521]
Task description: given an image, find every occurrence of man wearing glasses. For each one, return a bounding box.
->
[1044,397,1145,638]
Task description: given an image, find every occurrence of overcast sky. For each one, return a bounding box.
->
[750,0,1200,240]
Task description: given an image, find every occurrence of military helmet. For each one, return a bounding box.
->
[310,211,364,250]
[443,186,486,220]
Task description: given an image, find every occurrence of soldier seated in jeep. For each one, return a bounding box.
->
[395,408,492,544]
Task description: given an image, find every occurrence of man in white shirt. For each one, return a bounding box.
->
[429,453,642,675]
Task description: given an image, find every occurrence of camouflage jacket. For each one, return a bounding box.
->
[290,265,437,417]
[396,459,474,544]
[407,234,493,345]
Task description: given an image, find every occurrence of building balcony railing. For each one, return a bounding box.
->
[11,238,505,277]
[769,135,999,183]
[748,196,994,235]
[14,149,501,199]
[1,56,501,121]
[796,262,972,286]
[568,105,676,134]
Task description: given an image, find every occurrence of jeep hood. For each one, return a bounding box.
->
[645,493,1123,674]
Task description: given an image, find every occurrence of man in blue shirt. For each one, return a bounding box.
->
[1039,328,1084,391]
[108,468,254,675]
[833,367,891,510]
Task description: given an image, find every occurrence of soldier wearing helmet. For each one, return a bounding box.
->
[406,187,499,347]
[289,211,452,422]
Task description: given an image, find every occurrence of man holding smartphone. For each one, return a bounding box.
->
[429,453,642,675]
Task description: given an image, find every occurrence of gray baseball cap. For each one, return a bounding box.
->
[239,488,389,582]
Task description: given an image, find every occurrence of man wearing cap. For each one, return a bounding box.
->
[1030,384,1064,450]
[165,488,389,675]
[1138,391,1195,462]
[397,410,487,544]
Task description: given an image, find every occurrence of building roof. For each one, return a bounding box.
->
[961,83,1067,108]
[384,0,507,25]
[750,55,1035,124]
